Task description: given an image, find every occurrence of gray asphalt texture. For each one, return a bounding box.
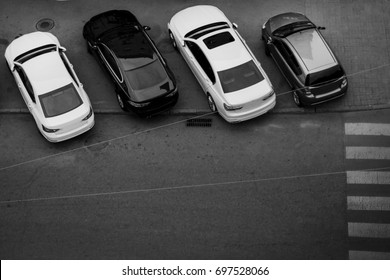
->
[1,0,390,115]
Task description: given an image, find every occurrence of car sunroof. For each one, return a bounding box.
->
[203,31,235,49]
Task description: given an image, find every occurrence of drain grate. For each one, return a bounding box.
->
[36,18,55,31]
[186,118,212,127]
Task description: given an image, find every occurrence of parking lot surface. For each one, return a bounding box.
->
[1,0,390,114]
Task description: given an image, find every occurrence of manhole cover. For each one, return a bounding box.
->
[36,18,55,31]
[186,118,212,127]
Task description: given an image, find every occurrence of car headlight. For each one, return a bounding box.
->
[165,89,178,98]
[223,103,243,111]
[82,107,93,121]
[42,125,59,133]
[341,77,348,88]
[129,100,151,108]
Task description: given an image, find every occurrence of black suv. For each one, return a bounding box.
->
[262,12,348,106]
[83,10,178,116]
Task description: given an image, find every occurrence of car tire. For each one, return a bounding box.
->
[169,30,177,50]
[86,41,93,55]
[115,90,128,112]
[292,90,303,107]
[264,43,270,56]
[207,94,217,112]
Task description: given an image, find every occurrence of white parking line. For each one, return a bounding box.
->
[345,123,390,136]
[347,196,390,211]
[347,171,390,184]
[348,222,390,238]
[349,250,390,260]
[346,146,390,160]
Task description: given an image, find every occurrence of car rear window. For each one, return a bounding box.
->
[125,58,167,90]
[306,65,344,86]
[218,60,264,93]
[15,44,57,64]
[39,83,83,117]
[185,22,229,39]
[203,31,235,49]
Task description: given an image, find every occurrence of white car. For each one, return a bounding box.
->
[168,5,276,123]
[5,32,94,142]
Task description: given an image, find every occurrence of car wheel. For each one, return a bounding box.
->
[86,41,93,55]
[207,94,217,112]
[169,31,177,50]
[116,92,128,112]
[264,42,270,56]
[292,90,302,107]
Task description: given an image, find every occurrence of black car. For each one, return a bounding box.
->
[83,10,178,116]
[262,12,348,107]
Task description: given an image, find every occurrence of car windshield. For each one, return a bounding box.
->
[273,22,315,37]
[306,65,344,86]
[125,58,167,90]
[218,60,264,93]
[39,83,83,117]
[15,44,57,64]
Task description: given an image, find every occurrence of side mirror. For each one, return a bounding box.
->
[143,26,151,31]
[318,26,326,30]
[59,46,67,52]
[232,23,238,29]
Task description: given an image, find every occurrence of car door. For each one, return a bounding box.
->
[13,65,40,124]
[182,40,214,93]
[97,43,124,85]
[268,38,302,88]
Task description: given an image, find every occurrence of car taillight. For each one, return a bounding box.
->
[304,88,312,96]
[263,90,275,100]
[129,100,151,108]
[341,77,348,88]
[223,103,243,111]
[42,125,59,133]
[82,107,93,121]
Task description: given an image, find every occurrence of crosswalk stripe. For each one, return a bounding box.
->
[349,250,390,260]
[345,123,390,136]
[348,222,390,238]
[347,196,390,211]
[346,146,390,160]
[347,171,390,184]
[345,122,390,259]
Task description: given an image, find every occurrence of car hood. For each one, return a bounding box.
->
[84,10,138,40]
[223,79,273,105]
[268,12,310,34]
[5,32,59,62]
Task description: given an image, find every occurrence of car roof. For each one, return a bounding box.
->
[23,51,72,95]
[170,5,229,38]
[201,30,252,71]
[269,12,310,34]
[285,28,337,72]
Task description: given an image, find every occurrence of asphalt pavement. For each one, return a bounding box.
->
[1,0,390,115]
[1,0,390,260]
